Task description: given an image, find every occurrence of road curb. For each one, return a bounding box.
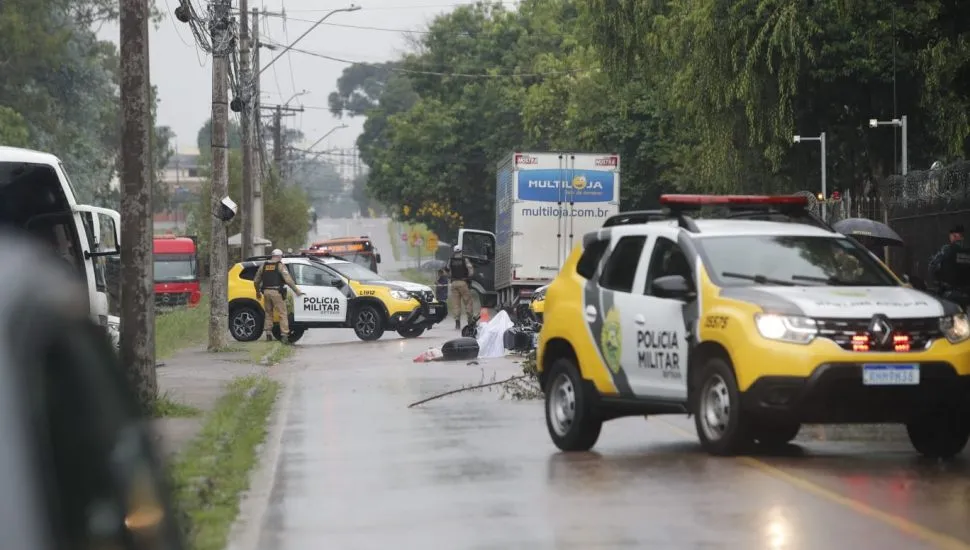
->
[225,364,295,550]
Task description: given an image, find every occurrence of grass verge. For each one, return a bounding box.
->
[170,375,281,550]
[399,267,435,287]
[156,296,210,360]
[244,340,296,365]
[153,392,203,418]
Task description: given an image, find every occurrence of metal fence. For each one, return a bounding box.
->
[805,161,970,280]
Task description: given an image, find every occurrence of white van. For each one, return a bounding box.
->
[0,147,121,329]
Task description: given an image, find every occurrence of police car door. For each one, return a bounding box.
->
[632,234,691,401]
[290,264,348,323]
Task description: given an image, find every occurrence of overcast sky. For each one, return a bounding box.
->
[95,1,484,154]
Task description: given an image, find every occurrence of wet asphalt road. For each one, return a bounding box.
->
[233,219,970,549]
[236,327,970,550]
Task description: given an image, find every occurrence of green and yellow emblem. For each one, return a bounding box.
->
[601,306,622,373]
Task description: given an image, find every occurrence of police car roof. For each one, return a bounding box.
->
[628,218,842,239]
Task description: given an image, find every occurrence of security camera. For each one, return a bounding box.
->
[216,196,237,222]
[793,135,801,143]
[230,97,243,112]
[869,119,878,128]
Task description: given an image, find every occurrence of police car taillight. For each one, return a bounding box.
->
[659,194,809,207]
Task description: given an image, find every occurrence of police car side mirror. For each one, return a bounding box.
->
[653,275,695,301]
[330,277,345,288]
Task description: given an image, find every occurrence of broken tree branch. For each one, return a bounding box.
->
[407,375,527,408]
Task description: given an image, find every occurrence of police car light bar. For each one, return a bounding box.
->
[659,194,808,207]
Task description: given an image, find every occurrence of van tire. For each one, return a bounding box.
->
[229,305,263,342]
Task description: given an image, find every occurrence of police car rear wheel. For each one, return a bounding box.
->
[353,305,385,341]
[695,357,751,456]
[397,326,425,338]
[230,306,262,342]
[545,358,601,452]
[906,409,970,459]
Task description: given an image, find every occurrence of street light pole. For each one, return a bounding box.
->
[255,5,361,79]
[868,116,908,175]
[792,132,827,220]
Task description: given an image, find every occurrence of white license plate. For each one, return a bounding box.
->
[862,364,920,386]
[427,306,437,315]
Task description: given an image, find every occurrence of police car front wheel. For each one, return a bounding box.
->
[544,358,601,452]
[352,304,385,341]
[397,326,425,338]
[906,408,970,459]
[694,356,751,456]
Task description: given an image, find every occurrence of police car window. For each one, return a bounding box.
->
[645,237,692,295]
[239,265,259,280]
[598,236,646,293]
[576,239,609,279]
[292,264,331,286]
[696,235,897,287]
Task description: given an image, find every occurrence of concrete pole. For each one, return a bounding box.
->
[252,8,265,252]
[207,0,231,351]
[239,0,253,256]
[820,132,827,221]
[901,115,908,176]
[119,0,157,409]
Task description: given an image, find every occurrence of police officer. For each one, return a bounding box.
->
[446,244,475,330]
[253,249,304,342]
[929,224,970,305]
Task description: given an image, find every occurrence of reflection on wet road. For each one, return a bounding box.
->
[240,327,970,550]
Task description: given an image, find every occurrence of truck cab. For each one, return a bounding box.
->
[153,235,201,308]
[0,147,121,328]
[303,236,382,273]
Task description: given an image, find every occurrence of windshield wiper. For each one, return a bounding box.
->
[721,272,795,286]
[791,274,870,286]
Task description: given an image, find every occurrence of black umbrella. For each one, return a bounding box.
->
[833,218,904,246]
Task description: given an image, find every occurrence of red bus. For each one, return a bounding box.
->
[154,235,201,307]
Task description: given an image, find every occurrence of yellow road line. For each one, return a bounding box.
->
[659,420,970,550]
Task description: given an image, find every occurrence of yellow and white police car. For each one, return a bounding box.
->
[537,194,970,459]
[228,253,445,342]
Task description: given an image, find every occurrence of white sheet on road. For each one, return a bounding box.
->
[476,310,514,358]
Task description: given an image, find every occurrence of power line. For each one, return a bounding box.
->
[265,41,589,78]
[262,15,432,34]
[285,1,519,11]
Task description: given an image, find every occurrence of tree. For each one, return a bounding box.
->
[196,117,243,156]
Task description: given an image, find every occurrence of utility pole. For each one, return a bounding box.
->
[263,104,302,183]
[251,7,264,253]
[208,0,232,351]
[239,0,253,256]
[119,0,157,409]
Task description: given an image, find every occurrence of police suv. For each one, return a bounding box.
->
[536,194,970,459]
[228,253,445,342]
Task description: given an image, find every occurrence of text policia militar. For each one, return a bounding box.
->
[303,295,340,314]
[637,329,682,380]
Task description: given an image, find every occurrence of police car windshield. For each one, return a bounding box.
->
[328,261,383,282]
[695,235,897,287]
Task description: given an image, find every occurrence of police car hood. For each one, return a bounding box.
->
[722,285,947,319]
[363,280,433,293]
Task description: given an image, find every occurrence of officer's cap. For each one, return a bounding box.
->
[951,225,965,235]
[271,248,283,256]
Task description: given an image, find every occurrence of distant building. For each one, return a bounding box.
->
[155,146,204,233]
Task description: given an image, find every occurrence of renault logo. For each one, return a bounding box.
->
[868,314,892,346]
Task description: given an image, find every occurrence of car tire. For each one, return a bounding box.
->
[352,304,385,341]
[229,305,263,342]
[752,422,801,447]
[397,326,425,338]
[544,357,602,452]
[906,409,970,459]
[694,356,751,456]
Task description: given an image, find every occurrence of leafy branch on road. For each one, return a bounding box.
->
[500,350,542,400]
[408,371,525,408]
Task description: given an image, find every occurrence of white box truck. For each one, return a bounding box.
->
[458,151,620,309]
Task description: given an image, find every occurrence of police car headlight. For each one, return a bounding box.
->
[754,313,817,344]
[389,290,411,301]
[940,313,970,343]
